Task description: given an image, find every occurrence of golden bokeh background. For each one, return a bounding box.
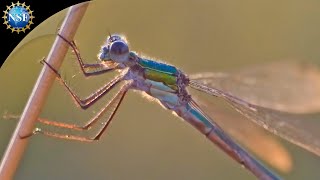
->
[1,0,320,179]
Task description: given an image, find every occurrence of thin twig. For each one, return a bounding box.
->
[0,2,89,179]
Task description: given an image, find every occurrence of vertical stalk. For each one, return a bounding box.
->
[0,2,89,179]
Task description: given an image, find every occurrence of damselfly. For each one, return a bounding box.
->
[26,34,320,180]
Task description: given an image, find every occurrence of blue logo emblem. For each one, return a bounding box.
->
[2,1,34,33]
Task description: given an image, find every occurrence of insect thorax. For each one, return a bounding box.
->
[124,52,191,108]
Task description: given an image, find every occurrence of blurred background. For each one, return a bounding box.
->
[1,0,320,179]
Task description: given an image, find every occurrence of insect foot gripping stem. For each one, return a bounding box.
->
[18,128,42,139]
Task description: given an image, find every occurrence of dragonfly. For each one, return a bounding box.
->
[21,33,320,180]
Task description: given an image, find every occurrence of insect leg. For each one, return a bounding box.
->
[41,59,123,109]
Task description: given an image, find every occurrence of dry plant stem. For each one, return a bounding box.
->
[0,3,89,179]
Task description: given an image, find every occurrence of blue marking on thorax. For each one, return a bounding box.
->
[138,59,178,75]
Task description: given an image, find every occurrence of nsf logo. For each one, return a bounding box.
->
[2,1,34,33]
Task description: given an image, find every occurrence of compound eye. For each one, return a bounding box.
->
[109,41,129,63]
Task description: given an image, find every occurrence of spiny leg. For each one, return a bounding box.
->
[30,83,131,142]
[92,86,128,140]
[3,87,122,131]
[40,83,130,130]
[3,113,82,130]
[57,33,116,77]
[41,59,123,109]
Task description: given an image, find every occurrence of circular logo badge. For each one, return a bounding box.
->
[2,2,34,33]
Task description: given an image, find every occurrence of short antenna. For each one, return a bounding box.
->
[108,29,112,39]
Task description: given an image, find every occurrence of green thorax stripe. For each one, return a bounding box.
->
[138,59,178,90]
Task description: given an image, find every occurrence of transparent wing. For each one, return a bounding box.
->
[190,61,320,113]
[190,80,320,157]
[193,95,292,172]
